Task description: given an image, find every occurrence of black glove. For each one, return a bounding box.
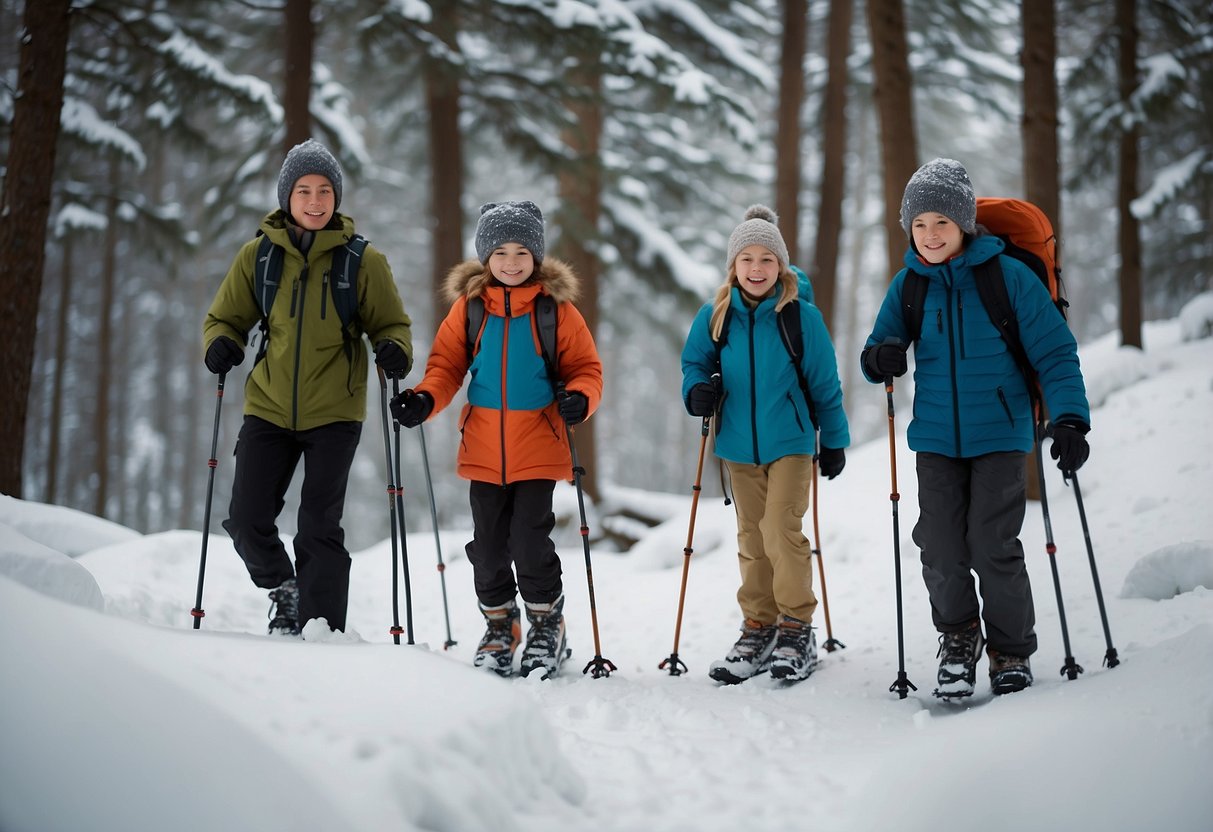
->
[1050,419,1090,474]
[374,340,411,379]
[686,382,719,417]
[818,446,846,480]
[390,389,433,428]
[204,336,244,375]
[863,342,908,379]
[557,390,588,425]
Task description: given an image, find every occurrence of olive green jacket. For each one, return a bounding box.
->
[203,211,413,431]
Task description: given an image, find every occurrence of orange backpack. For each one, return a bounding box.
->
[975,196,1067,319]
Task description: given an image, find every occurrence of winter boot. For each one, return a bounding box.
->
[519,594,569,680]
[709,618,779,685]
[473,599,521,677]
[768,615,818,681]
[988,649,1033,695]
[933,619,985,699]
[267,578,300,636]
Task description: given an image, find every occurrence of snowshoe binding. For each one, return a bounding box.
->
[988,650,1033,695]
[267,578,300,636]
[709,618,778,685]
[933,620,985,700]
[519,594,570,680]
[473,599,521,677]
[768,615,818,682]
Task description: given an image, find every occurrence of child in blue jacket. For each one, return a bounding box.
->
[682,205,850,684]
[861,158,1091,698]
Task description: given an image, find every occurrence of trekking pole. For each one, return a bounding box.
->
[659,374,718,676]
[559,386,616,679]
[1061,459,1119,668]
[418,423,456,649]
[811,431,845,652]
[1034,422,1083,680]
[882,358,917,699]
[391,378,416,645]
[377,368,406,645]
[191,372,226,629]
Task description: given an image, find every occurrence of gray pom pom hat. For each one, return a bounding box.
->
[726,204,789,271]
[899,158,976,236]
[277,139,343,215]
[474,200,546,264]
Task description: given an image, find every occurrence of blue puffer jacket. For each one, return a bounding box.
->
[682,286,849,464]
[862,234,1089,458]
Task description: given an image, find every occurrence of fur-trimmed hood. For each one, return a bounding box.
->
[442,257,581,305]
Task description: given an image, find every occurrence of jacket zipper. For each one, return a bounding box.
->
[944,281,962,457]
[500,291,511,485]
[958,290,967,360]
[290,264,309,430]
[748,308,760,464]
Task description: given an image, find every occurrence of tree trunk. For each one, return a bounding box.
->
[776,0,808,266]
[1020,0,1061,501]
[283,0,314,151]
[46,237,74,504]
[555,64,603,502]
[0,0,70,497]
[865,0,918,281]
[811,0,853,332]
[1117,0,1143,348]
[93,161,121,518]
[427,0,464,328]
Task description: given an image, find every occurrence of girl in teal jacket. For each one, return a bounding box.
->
[681,205,849,685]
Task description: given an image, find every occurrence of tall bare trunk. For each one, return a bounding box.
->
[1117,0,1142,348]
[776,0,808,266]
[865,0,918,280]
[283,0,315,150]
[0,0,70,497]
[812,0,853,331]
[556,64,603,501]
[427,0,464,327]
[46,237,73,503]
[93,161,121,517]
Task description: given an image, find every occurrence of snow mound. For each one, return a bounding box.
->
[0,494,139,557]
[0,522,104,610]
[1121,540,1213,600]
[1178,291,1213,341]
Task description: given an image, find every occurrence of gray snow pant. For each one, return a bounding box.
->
[913,451,1037,657]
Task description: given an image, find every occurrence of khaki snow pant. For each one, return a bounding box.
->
[725,454,817,625]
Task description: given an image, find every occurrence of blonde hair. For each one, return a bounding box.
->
[707,264,799,341]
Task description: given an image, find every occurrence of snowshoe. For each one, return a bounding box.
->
[933,620,985,700]
[709,618,778,685]
[267,578,300,636]
[768,615,818,682]
[989,650,1033,695]
[519,594,569,680]
[473,599,521,677]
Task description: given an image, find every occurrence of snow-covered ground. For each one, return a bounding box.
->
[3,301,1212,832]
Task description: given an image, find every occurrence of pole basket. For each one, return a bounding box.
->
[1060,657,1084,680]
[889,672,918,700]
[584,655,618,678]
[659,654,688,676]
[823,637,846,652]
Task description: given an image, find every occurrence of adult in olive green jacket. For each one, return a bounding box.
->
[202,139,412,636]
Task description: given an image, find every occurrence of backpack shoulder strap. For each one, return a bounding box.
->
[330,234,368,337]
[900,270,929,344]
[464,295,487,366]
[254,234,284,320]
[712,306,733,371]
[974,257,1039,403]
[776,300,818,429]
[532,293,560,388]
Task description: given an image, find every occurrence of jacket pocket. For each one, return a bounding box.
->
[785,391,806,433]
[996,387,1015,427]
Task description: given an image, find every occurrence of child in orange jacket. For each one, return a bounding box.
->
[391,201,603,679]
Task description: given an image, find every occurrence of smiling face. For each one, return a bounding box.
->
[487,242,535,286]
[733,244,782,299]
[911,212,964,263]
[288,174,336,231]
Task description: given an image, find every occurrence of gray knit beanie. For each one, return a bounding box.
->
[726,205,789,271]
[277,139,343,214]
[474,201,545,264]
[899,158,976,236]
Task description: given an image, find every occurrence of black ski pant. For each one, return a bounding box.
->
[913,451,1037,657]
[466,479,562,607]
[224,415,362,632]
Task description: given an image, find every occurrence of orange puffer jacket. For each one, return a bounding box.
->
[416,258,603,484]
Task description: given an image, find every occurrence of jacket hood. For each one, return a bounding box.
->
[442,257,581,305]
[259,210,355,252]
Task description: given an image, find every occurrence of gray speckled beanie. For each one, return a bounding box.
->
[474,201,545,263]
[899,158,976,236]
[277,139,343,214]
[726,204,789,270]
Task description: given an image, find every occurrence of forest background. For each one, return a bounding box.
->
[1,0,1209,553]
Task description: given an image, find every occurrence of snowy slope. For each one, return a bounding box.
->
[2,308,1212,832]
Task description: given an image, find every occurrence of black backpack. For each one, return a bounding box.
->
[464,293,561,390]
[714,299,817,430]
[253,232,368,359]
